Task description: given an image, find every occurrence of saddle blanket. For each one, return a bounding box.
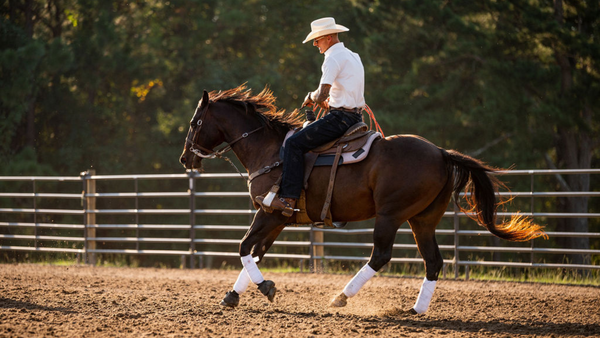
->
[281,129,381,166]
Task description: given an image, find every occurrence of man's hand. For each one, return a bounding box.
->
[302,84,332,109]
[301,92,314,108]
[316,100,329,110]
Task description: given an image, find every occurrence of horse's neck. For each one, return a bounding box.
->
[230,126,287,174]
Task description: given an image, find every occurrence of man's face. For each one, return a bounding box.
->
[313,35,330,54]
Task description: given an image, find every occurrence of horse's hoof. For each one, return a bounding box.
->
[378,307,419,317]
[407,308,418,315]
[258,280,277,302]
[219,290,239,308]
[392,308,419,317]
[330,293,348,307]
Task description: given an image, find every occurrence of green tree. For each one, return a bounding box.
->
[350,0,599,262]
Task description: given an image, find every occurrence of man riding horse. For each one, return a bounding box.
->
[179,17,547,314]
[256,17,365,216]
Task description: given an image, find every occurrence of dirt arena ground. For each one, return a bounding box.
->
[1,264,599,337]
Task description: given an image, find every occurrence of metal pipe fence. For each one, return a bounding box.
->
[1,169,598,275]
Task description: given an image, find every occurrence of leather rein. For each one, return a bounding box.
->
[186,101,280,184]
[186,103,264,159]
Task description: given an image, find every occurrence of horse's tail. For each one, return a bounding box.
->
[442,149,547,242]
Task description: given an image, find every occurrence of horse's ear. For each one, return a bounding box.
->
[198,90,209,108]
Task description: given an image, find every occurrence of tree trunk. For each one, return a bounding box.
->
[23,0,37,148]
[554,111,592,265]
[552,0,591,266]
[26,95,36,148]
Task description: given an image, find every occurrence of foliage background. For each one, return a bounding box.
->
[1,0,598,269]
[2,0,599,174]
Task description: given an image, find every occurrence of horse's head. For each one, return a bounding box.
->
[180,84,304,171]
[179,90,225,170]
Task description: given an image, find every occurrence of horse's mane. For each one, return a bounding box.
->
[208,84,303,130]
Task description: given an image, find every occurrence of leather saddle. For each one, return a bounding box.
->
[281,122,380,169]
[281,122,382,228]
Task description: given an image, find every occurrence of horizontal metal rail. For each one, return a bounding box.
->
[0,176,82,181]
[0,208,84,215]
[5,191,599,200]
[0,246,84,253]
[0,193,83,199]
[3,207,600,219]
[87,224,192,230]
[457,261,600,270]
[0,234,85,241]
[457,245,600,255]
[0,222,84,229]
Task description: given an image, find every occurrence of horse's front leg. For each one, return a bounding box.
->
[220,209,287,308]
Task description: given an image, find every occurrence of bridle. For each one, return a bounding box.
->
[185,100,267,185]
[186,102,264,160]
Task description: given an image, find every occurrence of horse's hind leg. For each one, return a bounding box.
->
[330,214,403,307]
[408,222,442,314]
[407,180,453,314]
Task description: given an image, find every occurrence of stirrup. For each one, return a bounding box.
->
[255,193,274,213]
[313,222,348,229]
[256,194,297,217]
[255,181,282,212]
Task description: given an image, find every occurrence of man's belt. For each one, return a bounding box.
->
[330,107,362,114]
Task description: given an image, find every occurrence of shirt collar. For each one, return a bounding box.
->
[324,42,345,57]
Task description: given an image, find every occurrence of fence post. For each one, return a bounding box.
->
[309,226,314,272]
[453,199,459,279]
[530,171,535,265]
[81,170,96,266]
[311,227,324,273]
[188,170,196,269]
[134,178,140,252]
[32,180,38,249]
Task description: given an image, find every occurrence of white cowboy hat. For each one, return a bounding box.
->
[302,17,349,44]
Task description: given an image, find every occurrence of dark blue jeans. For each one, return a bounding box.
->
[279,110,363,199]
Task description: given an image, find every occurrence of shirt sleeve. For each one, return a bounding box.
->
[320,57,340,85]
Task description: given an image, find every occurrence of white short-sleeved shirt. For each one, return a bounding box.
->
[320,42,365,109]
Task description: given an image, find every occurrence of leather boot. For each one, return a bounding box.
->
[256,195,296,217]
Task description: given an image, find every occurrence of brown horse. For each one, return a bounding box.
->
[179,85,546,314]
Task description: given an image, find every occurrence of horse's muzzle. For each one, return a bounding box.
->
[180,153,202,170]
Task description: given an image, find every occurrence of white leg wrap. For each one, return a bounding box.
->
[240,254,264,285]
[232,268,251,294]
[413,277,437,314]
[342,264,377,298]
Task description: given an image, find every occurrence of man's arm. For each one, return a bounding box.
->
[302,84,332,109]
